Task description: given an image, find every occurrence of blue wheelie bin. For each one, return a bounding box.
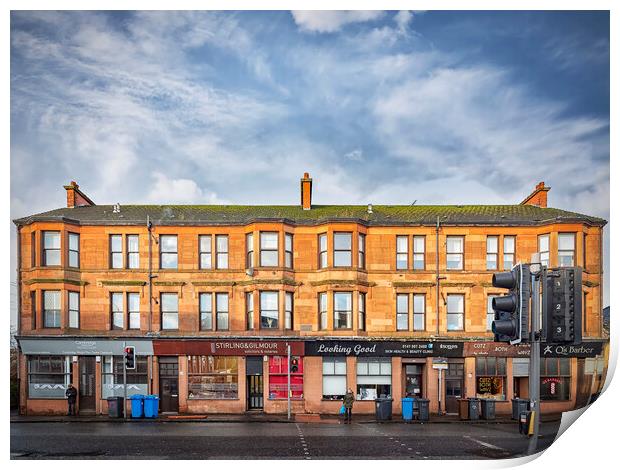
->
[401,397,414,421]
[130,394,145,418]
[144,395,159,418]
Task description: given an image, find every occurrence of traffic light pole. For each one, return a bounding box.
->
[527,272,541,455]
[123,340,127,420]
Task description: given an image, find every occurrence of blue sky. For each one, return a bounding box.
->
[10,11,610,316]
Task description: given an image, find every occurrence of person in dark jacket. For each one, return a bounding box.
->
[343,388,354,423]
[65,384,77,416]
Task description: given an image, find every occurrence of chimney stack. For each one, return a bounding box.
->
[63,181,95,208]
[520,181,550,208]
[300,172,313,210]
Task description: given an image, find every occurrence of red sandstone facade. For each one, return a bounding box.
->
[14,176,607,417]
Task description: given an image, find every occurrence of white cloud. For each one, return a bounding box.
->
[291,11,384,33]
[394,10,413,33]
[146,172,222,204]
[344,149,363,161]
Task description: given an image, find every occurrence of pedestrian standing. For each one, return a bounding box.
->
[343,388,354,424]
[65,383,77,416]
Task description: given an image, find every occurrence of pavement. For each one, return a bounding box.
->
[10,419,562,459]
[10,410,562,425]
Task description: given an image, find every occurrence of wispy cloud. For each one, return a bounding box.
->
[291,11,384,33]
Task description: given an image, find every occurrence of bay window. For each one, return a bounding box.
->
[68,233,79,268]
[43,290,61,328]
[68,291,79,329]
[285,233,293,268]
[319,292,327,330]
[333,232,352,267]
[334,292,352,329]
[285,292,293,330]
[246,233,254,268]
[558,233,575,267]
[260,291,279,329]
[43,231,61,266]
[358,233,366,269]
[260,232,278,267]
[318,233,328,268]
[358,292,366,331]
[538,234,549,267]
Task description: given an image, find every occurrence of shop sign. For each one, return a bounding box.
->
[305,340,463,357]
[18,338,153,356]
[464,342,530,357]
[153,339,304,356]
[541,342,604,358]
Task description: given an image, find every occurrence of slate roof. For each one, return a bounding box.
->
[13,204,607,227]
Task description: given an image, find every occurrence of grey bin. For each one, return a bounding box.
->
[107,396,124,418]
[459,398,480,420]
[511,398,530,420]
[416,398,430,422]
[375,398,393,421]
[480,399,496,420]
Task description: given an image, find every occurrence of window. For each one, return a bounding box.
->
[285,292,293,329]
[487,295,496,332]
[334,292,352,329]
[358,234,366,269]
[558,233,575,267]
[68,233,79,268]
[538,234,549,267]
[128,292,140,329]
[322,357,346,400]
[318,233,328,268]
[269,356,303,399]
[43,291,61,328]
[31,231,36,267]
[260,232,279,267]
[358,292,366,331]
[333,232,352,267]
[160,235,178,269]
[260,291,279,329]
[43,231,61,266]
[413,236,425,270]
[102,356,147,398]
[216,293,229,330]
[199,293,213,331]
[28,356,72,398]
[396,294,409,331]
[161,293,178,330]
[540,358,571,401]
[413,294,425,331]
[357,358,392,400]
[30,290,36,330]
[475,357,507,400]
[68,291,79,328]
[446,236,464,270]
[503,236,515,269]
[110,234,123,269]
[188,356,238,399]
[396,236,408,270]
[216,235,228,269]
[285,233,293,269]
[246,292,254,330]
[127,235,139,269]
[319,292,328,330]
[111,292,124,330]
[447,294,464,331]
[486,236,498,270]
[199,235,212,269]
[245,233,253,268]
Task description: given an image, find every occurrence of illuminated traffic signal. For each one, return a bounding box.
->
[290,357,299,373]
[491,264,531,344]
[124,346,135,370]
[543,267,582,344]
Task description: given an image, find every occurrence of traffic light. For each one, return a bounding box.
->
[290,357,299,373]
[124,346,135,370]
[543,267,582,344]
[491,263,531,344]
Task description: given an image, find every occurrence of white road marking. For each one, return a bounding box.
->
[465,436,506,451]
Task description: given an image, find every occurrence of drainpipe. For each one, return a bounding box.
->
[15,224,21,337]
[436,216,440,336]
[148,216,153,333]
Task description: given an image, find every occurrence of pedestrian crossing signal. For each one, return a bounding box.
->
[290,357,299,373]
[124,346,135,370]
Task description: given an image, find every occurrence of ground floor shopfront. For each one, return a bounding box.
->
[17,337,607,417]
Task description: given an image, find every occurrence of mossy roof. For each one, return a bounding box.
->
[13,204,607,227]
